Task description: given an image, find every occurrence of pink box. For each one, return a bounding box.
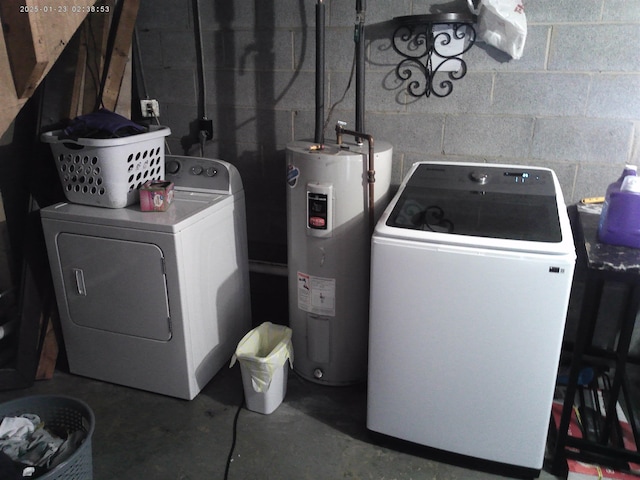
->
[139,181,174,211]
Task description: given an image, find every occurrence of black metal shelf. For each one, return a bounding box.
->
[392,13,477,99]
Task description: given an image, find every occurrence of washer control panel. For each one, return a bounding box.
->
[407,163,555,196]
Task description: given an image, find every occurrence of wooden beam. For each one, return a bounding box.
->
[0,0,49,99]
[114,43,133,118]
[101,0,139,111]
[68,29,87,118]
[0,0,97,137]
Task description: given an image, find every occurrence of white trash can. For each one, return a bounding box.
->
[230,322,294,414]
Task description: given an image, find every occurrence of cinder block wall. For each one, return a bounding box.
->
[136,0,640,262]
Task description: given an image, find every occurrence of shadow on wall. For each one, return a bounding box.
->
[201,0,309,263]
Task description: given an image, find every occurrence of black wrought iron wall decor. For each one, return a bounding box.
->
[392,12,477,99]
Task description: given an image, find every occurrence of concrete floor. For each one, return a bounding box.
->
[0,365,564,480]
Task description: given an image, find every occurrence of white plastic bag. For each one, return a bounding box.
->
[229,322,294,393]
[468,0,527,60]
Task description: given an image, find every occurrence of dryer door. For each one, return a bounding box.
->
[57,233,171,341]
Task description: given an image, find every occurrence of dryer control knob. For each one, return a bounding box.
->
[190,165,203,175]
[166,160,181,174]
[470,171,489,185]
[205,167,217,177]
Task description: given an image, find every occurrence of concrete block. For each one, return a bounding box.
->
[293,109,316,142]
[160,31,197,68]
[265,71,317,110]
[603,0,640,22]
[136,31,163,68]
[297,27,354,73]
[532,118,633,163]
[160,103,201,140]
[137,0,189,30]
[550,25,640,72]
[227,30,293,72]
[367,112,445,155]
[444,115,533,158]
[574,162,628,201]
[492,73,590,116]
[206,70,258,108]
[145,67,198,107]
[525,0,603,23]
[274,0,313,28]
[587,74,640,120]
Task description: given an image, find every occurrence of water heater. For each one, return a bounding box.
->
[286,138,393,385]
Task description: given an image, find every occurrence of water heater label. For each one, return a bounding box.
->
[287,164,300,188]
[297,271,336,317]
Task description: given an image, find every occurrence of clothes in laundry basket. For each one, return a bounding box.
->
[63,108,145,140]
[0,413,86,476]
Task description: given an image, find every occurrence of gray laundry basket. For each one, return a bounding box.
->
[0,395,95,479]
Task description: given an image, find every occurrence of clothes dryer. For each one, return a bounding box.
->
[367,162,575,474]
[41,156,251,400]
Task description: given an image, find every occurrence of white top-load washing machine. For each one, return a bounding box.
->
[41,155,251,400]
[367,162,575,474]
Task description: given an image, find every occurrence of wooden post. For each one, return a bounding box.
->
[101,0,139,111]
[0,0,49,99]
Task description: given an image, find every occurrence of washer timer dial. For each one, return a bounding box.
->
[470,171,489,185]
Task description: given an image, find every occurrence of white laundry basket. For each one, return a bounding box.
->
[41,125,170,208]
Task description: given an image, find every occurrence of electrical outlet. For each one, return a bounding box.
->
[199,118,213,140]
[141,99,160,118]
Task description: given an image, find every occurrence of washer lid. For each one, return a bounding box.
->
[379,162,571,251]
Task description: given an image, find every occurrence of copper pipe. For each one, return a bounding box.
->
[335,123,376,233]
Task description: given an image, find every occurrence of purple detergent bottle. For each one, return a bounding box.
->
[598,171,640,248]
[605,164,637,200]
[598,165,636,235]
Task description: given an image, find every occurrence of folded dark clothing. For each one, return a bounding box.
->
[63,108,146,140]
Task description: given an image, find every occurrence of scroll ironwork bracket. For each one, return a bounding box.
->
[392,13,477,99]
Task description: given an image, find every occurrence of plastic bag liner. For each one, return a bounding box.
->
[229,322,294,393]
[467,0,527,60]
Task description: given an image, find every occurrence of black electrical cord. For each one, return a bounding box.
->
[223,392,244,480]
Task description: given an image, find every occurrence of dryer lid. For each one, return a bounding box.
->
[385,163,562,243]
